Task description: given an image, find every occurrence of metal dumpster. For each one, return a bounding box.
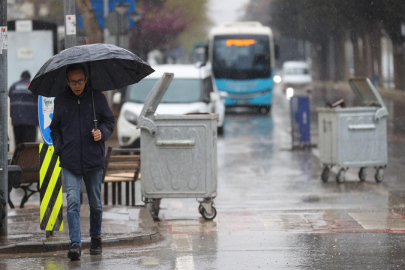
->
[137,73,218,220]
[317,78,388,183]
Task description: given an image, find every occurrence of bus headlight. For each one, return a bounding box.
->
[273,75,282,84]
[286,87,294,100]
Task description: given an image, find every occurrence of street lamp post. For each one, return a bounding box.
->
[114,2,130,47]
[129,10,142,23]
[0,0,8,236]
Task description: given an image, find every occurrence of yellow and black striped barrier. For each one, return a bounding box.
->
[39,143,63,231]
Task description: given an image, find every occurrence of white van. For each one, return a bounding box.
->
[115,64,226,148]
[281,61,313,98]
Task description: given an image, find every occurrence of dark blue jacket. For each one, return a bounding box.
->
[50,86,115,174]
[8,79,39,126]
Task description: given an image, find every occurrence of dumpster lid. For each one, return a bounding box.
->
[138,73,174,119]
[349,78,385,108]
[348,78,388,120]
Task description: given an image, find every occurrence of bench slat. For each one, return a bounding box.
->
[103,147,141,206]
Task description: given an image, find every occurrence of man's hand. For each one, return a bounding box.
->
[92,129,102,141]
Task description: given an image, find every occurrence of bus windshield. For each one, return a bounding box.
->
[127,79,201,103]
[213,35,271,80]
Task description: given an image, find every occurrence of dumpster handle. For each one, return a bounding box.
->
[375,107,389,122]
[156,140,195,146]
[348,124,376,130]
[138,116,157,136]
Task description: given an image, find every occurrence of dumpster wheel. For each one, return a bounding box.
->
[198,205,204,215]
[145,199,161,218]
[375,167,384,183]
[202,206,217,221]
[321,167,330,182]
[336,169,346,184]
[359,168,367,182]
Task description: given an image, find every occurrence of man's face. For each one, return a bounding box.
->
[66,69,88,96]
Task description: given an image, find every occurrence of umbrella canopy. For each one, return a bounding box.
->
[28,43,154,97]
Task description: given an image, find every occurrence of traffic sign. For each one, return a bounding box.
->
[38,96,55,145]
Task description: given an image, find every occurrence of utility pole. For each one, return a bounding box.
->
[64,0,77,49]
[0,0,8,235]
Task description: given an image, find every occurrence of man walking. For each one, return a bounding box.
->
[50,64,115,261]
[9,70,38,147]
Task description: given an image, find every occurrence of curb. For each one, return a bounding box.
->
[0,232,163,254]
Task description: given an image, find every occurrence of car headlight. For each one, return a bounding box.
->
[286,87,294,100]
[273,75,282,84]
[124,110,138,125]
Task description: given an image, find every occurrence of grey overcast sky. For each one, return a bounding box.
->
[208,0,250,26]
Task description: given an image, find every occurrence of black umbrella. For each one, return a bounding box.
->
[28,43,154,129]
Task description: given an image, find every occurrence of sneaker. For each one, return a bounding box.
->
[67,243,81,261]
[90,237,102,255]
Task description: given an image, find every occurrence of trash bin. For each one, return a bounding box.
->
[317,78,389,183]
[137,73,218,220]
[290,95,311,148]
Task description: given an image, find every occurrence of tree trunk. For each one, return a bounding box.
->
[393,43,405,90]
[350,31,364,77]
[333,31,347,81]
[319,39,330,81]
[76,0,104,44]
[363,32,373,81]
[310,43,320,81]
[370,26,382,86]
[311,42,329,81]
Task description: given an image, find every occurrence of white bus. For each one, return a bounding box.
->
[208,22,276,113]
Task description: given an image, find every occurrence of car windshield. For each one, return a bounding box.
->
[213,35,271,80]
[127,78,201,103]
[284,67,310,75]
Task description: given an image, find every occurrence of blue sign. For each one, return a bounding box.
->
[38,96,55,145]
[77,0,136,30]
[290,96,311,146]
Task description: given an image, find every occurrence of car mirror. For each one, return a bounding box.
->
[113,92,121,105]
[210,92,219,103]
[219,91,228,99]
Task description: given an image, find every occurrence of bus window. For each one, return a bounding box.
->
[213,35,271,80]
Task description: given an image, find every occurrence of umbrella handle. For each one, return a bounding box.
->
[94,120,98,131]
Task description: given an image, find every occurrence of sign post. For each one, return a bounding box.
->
[0,0,8,236]
[38,96,63,234]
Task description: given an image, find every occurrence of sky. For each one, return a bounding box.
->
[208,0,250,26]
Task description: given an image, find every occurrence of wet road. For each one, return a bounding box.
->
[3,84,405,269]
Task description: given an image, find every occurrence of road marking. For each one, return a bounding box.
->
[173,234,195,270]
[349,212,405,230]
[176,256,195,270]
[140,257,159,266]
[173,234,192,252]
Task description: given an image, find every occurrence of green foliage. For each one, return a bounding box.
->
[246,0,405,44]
[131,0,210,59]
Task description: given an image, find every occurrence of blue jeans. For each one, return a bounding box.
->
[62,168,103,246]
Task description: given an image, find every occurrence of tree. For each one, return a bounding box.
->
[129,0,209,61]
[382,0,405,90]
[76,0,104,44]
[129,1,190,59]
[244,0,401,86]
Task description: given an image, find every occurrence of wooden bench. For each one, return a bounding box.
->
[103,147,141,206]
[8,143,41,208]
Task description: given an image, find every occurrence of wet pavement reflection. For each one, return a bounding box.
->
[3,84,405,269]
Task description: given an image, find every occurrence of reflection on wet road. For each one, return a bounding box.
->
[3,85,405,269]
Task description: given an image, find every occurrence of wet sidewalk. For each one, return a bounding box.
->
[0,205,161,254]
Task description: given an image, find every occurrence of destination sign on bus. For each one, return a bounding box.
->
[226,39,256,47]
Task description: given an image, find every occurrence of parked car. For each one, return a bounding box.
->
[281,61,313,99]
[115,64,226,148]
